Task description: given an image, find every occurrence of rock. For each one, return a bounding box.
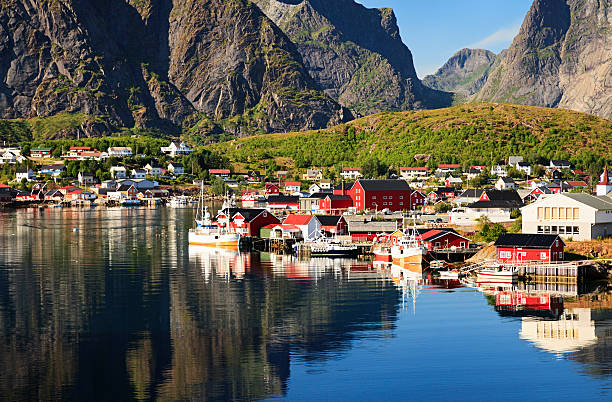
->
[475,0,612,119]
[251,0,452,116]
[423,48,506,98]
[0,0,349,139]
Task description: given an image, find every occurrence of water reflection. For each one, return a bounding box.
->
[0,208,399,401]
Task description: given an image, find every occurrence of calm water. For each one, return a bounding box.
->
[1,207,612,401]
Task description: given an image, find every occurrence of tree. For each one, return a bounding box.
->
[210,177,228,196]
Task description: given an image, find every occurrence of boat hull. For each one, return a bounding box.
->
[476,269,517,283]
[188,231,241,249]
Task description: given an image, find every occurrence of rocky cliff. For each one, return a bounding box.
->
[251,0,451,116]
[0,0,348,139]
[475,0,612,119]
[423,48,505,100]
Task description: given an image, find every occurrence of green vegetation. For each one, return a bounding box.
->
[211,103,612,177]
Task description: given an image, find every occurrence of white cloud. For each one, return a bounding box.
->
[469,22,522,50]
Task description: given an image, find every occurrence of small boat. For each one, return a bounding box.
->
[121,199,141,207]
[476,264,517,283]
[439,270,460,280]
[169,196,190,207]
[295,236,358,258]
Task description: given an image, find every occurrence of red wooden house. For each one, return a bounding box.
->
[0,184,13,202]
[494,233,565,264]
[348,179,423,212]
[333,182,354,195]
[316,215,349,236]
[418,229,471,251]
[265,183,280,194]
[319,194,353,213]
[216,208,281,237]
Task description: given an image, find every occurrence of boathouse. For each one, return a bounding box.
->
[494,233,565,264]
[317,215,349,236]
[217,208,281,237]
[319,194,353,213]
[282,215,321,240]
[418,229,471,251]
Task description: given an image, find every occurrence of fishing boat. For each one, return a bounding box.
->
[476,264,518,283]
[390,222,428,274]
[121,199,140,207]
[188,185,241,248]
[372,244,393,265]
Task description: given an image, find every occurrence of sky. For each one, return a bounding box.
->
[357,0,533,77]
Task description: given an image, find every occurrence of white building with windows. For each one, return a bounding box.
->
[341,167,362,180]
[491,165,509,177]
[161,142,193,157]
[110,166,128,179]
[107,147,133,158]
[521,193,612,241]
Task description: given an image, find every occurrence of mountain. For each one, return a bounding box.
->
[211,103,612,174]
[423,49,506,101]
[475,0,612,119]
[0,0,349,140]
[250,0,452,116]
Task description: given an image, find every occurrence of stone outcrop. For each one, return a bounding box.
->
[475,0,612,119]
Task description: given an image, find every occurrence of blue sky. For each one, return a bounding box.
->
[357,0,533,77]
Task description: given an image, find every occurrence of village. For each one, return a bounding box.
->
[3,139,611,284]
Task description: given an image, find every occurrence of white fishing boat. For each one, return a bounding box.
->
[294,232,358,258]
[476,264,518,283]
[188,185,241,248]
[391,220,428,274]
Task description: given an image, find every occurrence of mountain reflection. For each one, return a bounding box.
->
[0,209,399,401]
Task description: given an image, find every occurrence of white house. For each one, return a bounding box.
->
[167,163,185,176]
[78,172,96,186]
[131,169,146,179]
[160,142,193,157]
[320,179,333,191]
[521,193,612,241]
[491,165,509,177]
[284,182,302,193]
[15,168,35,182]
[516,162,532,176]
[144,163,163,177]
[450,189,524,225]
[495,177,517,190]
[302,169,323,181]
[341,167,362,180]
[400,167,428,180]
[110,166,128,179]
[107,147,133,158]
[283,215,322,241]
[0,150,26,164]
[550,160,571,170]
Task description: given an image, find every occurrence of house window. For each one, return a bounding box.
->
[573,226,579,234]
[389,196,393,200]
[372,196,376,200]
[537,207,543,219]
[400,196,404,199]
[566,226,573,234]
[552,208,558,219]
[388,202,393,206]
[540,252,547,260]
[383,196,387,199]
[544,226,551,234]
[566,208,573,219]
[400,202,403,206]
[573,208,580,219]
[559,208,565,219]
[435,242,441,248]
[551,226,557,233]
[460,242,466,248]
[545,207,551,219]
[559,226,565,234]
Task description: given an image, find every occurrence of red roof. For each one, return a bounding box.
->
[0,184,9,189]
[209,169,230,174]
[567,180,588,187]
[343,167,361,171]
[285,182,301,187]
[420,230,443,241]
[400,167,427,171]
[283,215,314,225]
[277,224,300,230]
[438,164,460,169]
[70,146,92,151]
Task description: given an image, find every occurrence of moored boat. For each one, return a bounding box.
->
[372,244,393,265]
[476,264,518,283]
[188,185,241,248]
[294,236,358,258]
[390,229,428,274]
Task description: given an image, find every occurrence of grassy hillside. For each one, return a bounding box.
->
[210,103,612,175]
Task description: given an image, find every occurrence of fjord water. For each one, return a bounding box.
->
[1,208,611,401]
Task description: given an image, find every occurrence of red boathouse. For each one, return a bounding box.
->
[494,233,565,264]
